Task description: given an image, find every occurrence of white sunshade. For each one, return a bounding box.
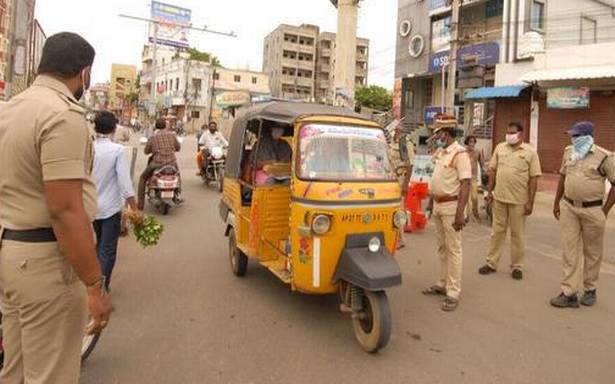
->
[521,65,615,83]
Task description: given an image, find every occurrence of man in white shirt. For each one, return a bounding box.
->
[93,111,141,290]
[197,121,228,175]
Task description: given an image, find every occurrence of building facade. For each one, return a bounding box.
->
[0,0,11,98]
[315,31,369,104]
[263,24,319,100]
[394,0,505,140]
[85,82,110,111]
[481,0,615,172]
[109,63,137,121]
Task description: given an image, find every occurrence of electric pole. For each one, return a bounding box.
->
[446,0,460,115]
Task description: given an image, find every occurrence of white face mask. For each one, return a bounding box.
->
[272,128,284,140]
[505,133,520,145]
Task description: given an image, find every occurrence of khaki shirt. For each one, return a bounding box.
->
[388,136,415,167]
[0,75,97,230]
[430,141,472,198]
[560,145,615,202]
[489,142,542,205]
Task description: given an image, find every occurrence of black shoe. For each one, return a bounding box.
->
[580,290,597,307]
[478,264,496,275]
[550,293,579,308]
[511,269,523,280]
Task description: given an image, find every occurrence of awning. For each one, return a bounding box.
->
[521,65,615,82]
[465,85,528,100]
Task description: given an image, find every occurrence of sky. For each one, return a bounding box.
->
[35,0,398,90]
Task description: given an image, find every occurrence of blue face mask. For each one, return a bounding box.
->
[571,135,594,160]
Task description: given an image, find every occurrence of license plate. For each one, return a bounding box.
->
[161,191,174,199]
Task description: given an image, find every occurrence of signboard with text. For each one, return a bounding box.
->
[547,87,590,109]
[429,42,500,73]
[149,1,192,49]
[425,106,444,125]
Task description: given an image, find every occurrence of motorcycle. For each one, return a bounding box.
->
[198,144,226,192]
[146,165,182,215]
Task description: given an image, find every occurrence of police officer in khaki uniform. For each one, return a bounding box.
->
[478,122,542,280]
[422,115,471,311]
[551,121,615,308]
[0,33,112,383]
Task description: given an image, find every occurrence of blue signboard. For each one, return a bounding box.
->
[429,42,500,73]
[149,1,192,49]
[425,106,444,125]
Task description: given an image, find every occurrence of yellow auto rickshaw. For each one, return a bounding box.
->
[219,102,406,352]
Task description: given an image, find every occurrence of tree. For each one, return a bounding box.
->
[355,85,392,111]
[186,47,221,67]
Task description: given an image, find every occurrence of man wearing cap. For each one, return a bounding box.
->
[0,33,112,383]
[422,115,471,312]
[478,122,542,280]
[551,121,615,308]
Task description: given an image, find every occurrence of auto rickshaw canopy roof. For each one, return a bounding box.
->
[236,101,368,127]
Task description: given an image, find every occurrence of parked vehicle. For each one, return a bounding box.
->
[146,165,181,215]
[220,102,405,353]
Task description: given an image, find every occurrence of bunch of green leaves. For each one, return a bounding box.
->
[131,215,164,248]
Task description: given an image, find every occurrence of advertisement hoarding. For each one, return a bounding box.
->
[431,17,451,53]
[547,87,590,109]
[429,42,500,73]
[149,1,192,49]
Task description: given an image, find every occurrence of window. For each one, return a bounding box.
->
[192,78,202,91]
[298,124,394,181]
[252,77,257,84]
[169,79,173,91]
[234,75,241,83]
[191,111,200,119]
[176,77,179,91]
[581,16,597,45]
[531,0,545,31]
[213,72,220,81]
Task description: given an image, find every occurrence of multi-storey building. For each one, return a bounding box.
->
[315,31,369,104]
[263,24,319,100]
[109,63,137,121]
[85,82,110,111]
[0,0,11,99]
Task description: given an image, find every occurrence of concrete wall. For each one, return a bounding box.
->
[545,0,615,50]
[395,0,431,79]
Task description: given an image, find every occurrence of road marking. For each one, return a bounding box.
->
[313,238,321,288]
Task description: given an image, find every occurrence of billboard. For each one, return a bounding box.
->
[547,87,590,109]
[149,1,191,49]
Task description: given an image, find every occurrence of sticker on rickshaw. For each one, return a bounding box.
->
[299,237,311,264]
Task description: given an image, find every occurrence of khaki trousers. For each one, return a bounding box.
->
[560,201,606,296]
[486,200,526,270]
[468,179,480,218]
[433,202,463,299]
[0,239,87,384]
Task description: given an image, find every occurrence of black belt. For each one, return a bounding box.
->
[1,228,57,243]
[564,197,603,208]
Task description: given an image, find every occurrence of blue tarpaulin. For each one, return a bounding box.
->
[465,85,528,100]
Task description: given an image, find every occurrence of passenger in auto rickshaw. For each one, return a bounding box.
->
[250,124,292,185]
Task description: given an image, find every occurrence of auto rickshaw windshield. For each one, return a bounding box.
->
[298,123,395,181]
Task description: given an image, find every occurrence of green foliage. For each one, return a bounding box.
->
[186,47,221,67]
[131,215,164,247]
[355,85,393,112]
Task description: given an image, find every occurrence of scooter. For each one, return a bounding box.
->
[146,165,182,215]
[199,145,226,192]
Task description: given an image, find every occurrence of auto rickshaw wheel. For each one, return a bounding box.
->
[351,289,392,353]
[229,229,247,277]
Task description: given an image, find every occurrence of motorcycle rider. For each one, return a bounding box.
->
[197,121,228,176]
[137,118,181,210]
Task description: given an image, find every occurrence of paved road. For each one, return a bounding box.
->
[81,137,615,384]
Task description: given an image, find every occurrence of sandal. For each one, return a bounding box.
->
[422,285,446,296]
[441,297,459,312]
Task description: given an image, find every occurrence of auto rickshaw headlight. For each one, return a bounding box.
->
[393,210,409,229]
[368,237,382,253]
[311,214,331,235]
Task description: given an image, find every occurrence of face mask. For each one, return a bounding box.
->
[435,138,447,148]
[571,135,594,160]
[74,68,91,101]
[272,129,284,140]
[505,133,520,145]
